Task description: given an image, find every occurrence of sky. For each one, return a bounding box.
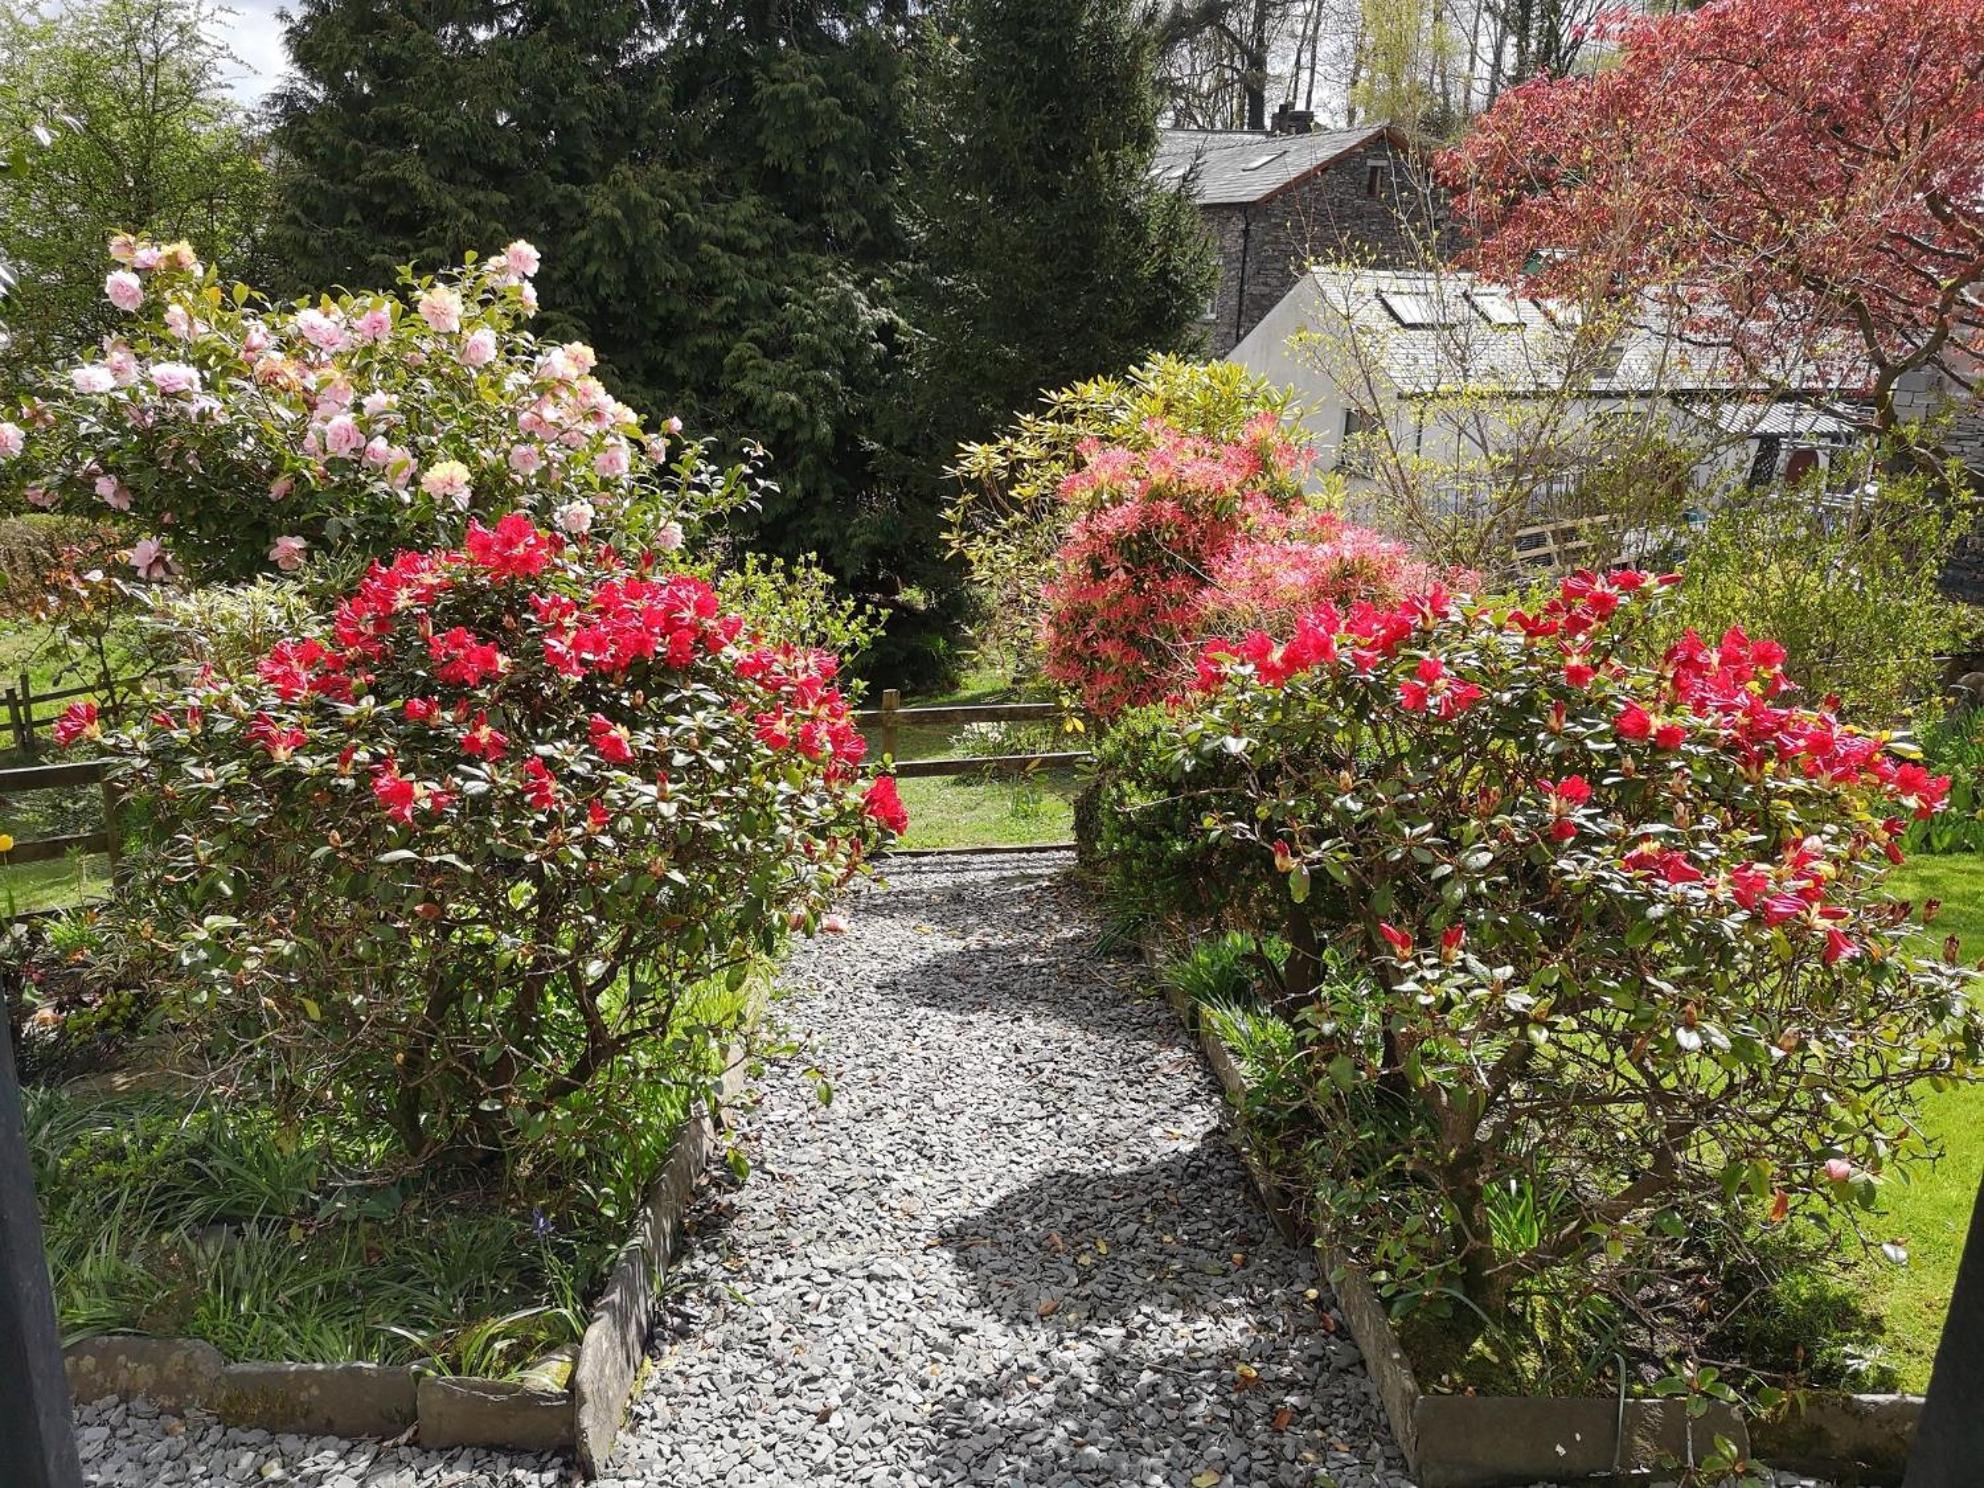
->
[209,0,289,105]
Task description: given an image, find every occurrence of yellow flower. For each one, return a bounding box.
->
[0,833,13,854]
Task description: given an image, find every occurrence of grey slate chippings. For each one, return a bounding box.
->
[74,853,1835,1486]
[599,854,1407,1488]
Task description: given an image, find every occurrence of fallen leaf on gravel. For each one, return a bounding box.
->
[1044,1231,1066,1254]
[1037,1298,1060,1318]
[1233,1363,1260,1391]
[1271,1406,1294,1433]
[1192,1473,1222,1488]
[1094,1237,1109,1255]
[1231,1251,1247,1267]
[1320,1313,1338,1334]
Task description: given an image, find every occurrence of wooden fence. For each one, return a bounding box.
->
[0,759,119,920]
[855,690,1088,857]
[2,673,150,759]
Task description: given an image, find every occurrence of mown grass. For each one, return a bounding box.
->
[0,851,110,916]
[1846,854,1984,1391]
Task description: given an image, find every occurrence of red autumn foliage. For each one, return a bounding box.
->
[1439,0,1984,428]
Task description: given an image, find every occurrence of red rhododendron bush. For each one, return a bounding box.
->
[1100,568,1980,1369]
[78,516,903,1173]
[1040,418,1434,718]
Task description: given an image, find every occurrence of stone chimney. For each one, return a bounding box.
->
[1269,103,1315,136]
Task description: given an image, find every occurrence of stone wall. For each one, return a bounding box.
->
[1201,138,1443,357]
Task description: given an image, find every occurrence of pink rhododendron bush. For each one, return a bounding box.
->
[0,236,736,581]
[1041,419,1435,719]
[75,516,904,1177]
[1101,568,1980,1379]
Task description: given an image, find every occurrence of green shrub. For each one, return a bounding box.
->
[1904,703,1984,854]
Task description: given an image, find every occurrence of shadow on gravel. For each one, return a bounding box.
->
[915,1142,1370,1487]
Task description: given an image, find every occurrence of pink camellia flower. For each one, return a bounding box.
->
[822,913,850,934]
[105,344,139,385]
[654,520,685,552]
[361,391,396,417]
[0,422,22,459]
[518,282,539,315]
[1824,1158,1853,1184]
[269,534,309,571]
[242,322,270,355]
[131,242,163,270]
[163,303,196,340]
[323,414,364,458]
[508,443,543,476]
[421,459,472,506]
[269,475,295,501]
[105,270,143,312]
[94,475,132,511]
[663,415,684,435]
[504,239,541,278]
[353,306,392,343]
[71,364,115,394]
[461,326,498,368]
[129,537,172,581]
[149,362,202,396]
[295,308,347,352]
[108,234,138,264]
[160,239,200,273]
[555,500,594,536]
[592,441,630,478]
[418,285,463,334]
[24,485,56,509]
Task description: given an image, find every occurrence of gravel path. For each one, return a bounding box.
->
[598,854,1408,1488]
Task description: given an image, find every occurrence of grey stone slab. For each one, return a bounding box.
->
[416,1376,572,1452]
[213,1362,417,1438]
[66,1337,225,1411]
[1751,1391,1919,1485]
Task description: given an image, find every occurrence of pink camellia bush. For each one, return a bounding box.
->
[0,236,739,583]
[1109,567,1979,1339]
[82,516,903,1174]
[1040,417,1432,719]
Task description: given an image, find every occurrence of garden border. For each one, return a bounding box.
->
[1139,928,1928,1486]
[61,1042,751,1468]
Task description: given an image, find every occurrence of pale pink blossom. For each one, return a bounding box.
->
[654,520,685,552]
[417,285,463,334]
[0,422,23,459]
[269,476,295,501]
[94,475,132,511]
[160,240,201,273]
[353,306,392,343]
[564,342,597,375]
[105,270,144,312]
[362,391,397,417]
[129,538,171,581]
[107,234,138,264]
[663,415,684,435]
[71,365,115,394]
[504,240,541,278]
[363,436,396,467]
[163,303,196,340]
[242,323,270,355]
[323,414,365,458]
[105,344,139,386]
[149,362,202,396]
[269,534,309,571]
[822,913,850,934]
[421,459,472,506]
[1825,1158,1853,1183]
[24,485,57,509]
[592,441,631,478]
[518,282,539,315]
[461,326,498,368]
[555,500,594,536]
[131,243,163,270]
[508,443,544,476]
[295,308,348,352]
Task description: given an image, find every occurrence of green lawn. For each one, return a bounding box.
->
[1850,854,1984,1390]
[0,853,110,916]
[867,666,1083,851]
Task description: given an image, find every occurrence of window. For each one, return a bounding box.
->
[1467,290,1524,326]
[1364,162,1390,198]
[1339,407,1380,473]
[1240,149,1288,172]
[1203,275,1219,321]
[1379,289,1451,327]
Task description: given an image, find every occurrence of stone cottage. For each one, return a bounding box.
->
[1156,111,1439,357]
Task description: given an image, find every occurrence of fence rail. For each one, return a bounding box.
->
[3,671,152,758]
[0,759,119,915]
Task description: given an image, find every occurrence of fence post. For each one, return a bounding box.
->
[880,689,901,765]
[100,774,121,883]
[12,674,34,759]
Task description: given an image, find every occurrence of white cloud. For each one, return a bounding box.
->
[207,0,289,106]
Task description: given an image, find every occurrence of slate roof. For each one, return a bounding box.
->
[1290,267,1868,399]
[1154,125,1393,206]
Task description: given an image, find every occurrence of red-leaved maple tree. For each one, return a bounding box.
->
[1438,0,1984,433]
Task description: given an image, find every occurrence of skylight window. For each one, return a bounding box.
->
[1239,150,1288,172]
[1467,291,1524,326]
[1379,290,1451,327]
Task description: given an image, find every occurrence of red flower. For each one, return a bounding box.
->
[522,756,559,810]
[246,712,307,760]
[589,713,635,764]
[1378,921,1414,957]
[1562,656,1595,688]
[863,776,909,835]
[428,627,506,687]
[1823,928,1859,966]
[53,700,100,748]
[1273,840,1296,873]
[587,798,611,831]
[1615,702,1653,741]
[372,761,417,824]
[1440,924,1466,960]
[461,711,509,761]
[463,513,555,580]
[1653,720,1686,750]
[404,697,438,722]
